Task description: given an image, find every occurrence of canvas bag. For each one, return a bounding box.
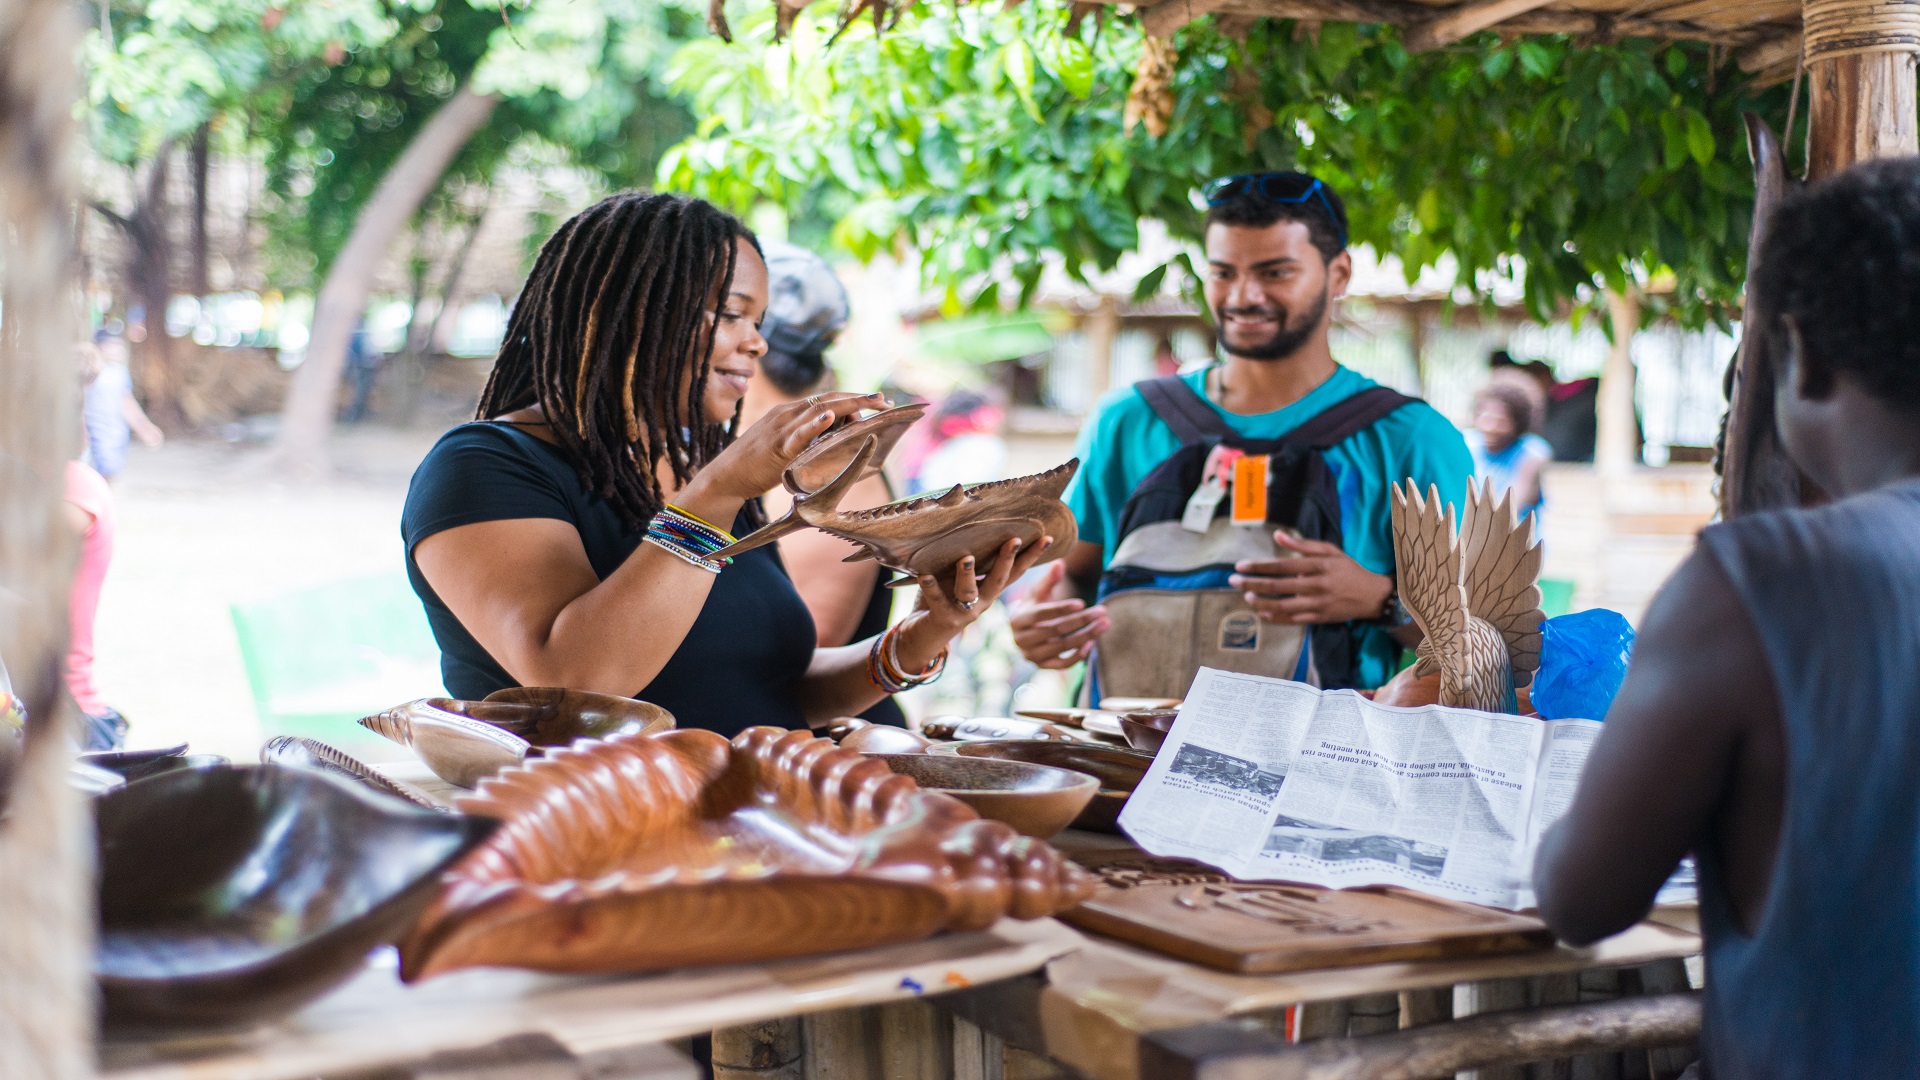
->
[1088,376,1413,703]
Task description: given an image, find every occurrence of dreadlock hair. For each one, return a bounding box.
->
[477,192,759,529]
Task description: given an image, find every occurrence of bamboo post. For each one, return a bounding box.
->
[1083,296,1120,404]
[1595,289,1640,479]
[1802,0,1920,179]
[0,0,91,1075]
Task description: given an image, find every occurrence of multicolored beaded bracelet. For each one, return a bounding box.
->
[645,504,738,574]
[866,623,948,694]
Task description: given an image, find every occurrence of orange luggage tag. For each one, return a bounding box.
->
[1231,454,1269,525]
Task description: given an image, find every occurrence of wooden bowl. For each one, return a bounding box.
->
[399,728,1093,980]
[1118,709,1180,755]
[869,754,1100,839]
[359,690,675,788]
[94,764,495,1028]
[953,742,1154,834]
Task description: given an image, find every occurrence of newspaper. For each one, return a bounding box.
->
[1120,668,1647,911]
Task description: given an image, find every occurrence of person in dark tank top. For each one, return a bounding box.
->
[735,241,905,727]
[1533,159,1920,1078]
[401,193,1055,739]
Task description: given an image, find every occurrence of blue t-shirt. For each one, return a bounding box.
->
[1065,365,1474,689]
[1466,430,1552,523]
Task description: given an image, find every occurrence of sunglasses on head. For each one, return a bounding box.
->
[1202,171,1347,249]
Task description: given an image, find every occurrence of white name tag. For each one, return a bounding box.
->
[1182,477,1228,532]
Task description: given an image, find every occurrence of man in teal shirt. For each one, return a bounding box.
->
[1010,172,1472,690]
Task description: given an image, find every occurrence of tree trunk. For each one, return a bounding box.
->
[0,0,93,1075]
[189,120,211,298]
[274,84,499,477]
[116,146,183,429]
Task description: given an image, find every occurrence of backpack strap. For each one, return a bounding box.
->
[1281,385,1417,449]
[1137,375,1235,446]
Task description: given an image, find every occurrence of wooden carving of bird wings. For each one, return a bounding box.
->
[1457,479,1546,687]
[1390,481,1469,681]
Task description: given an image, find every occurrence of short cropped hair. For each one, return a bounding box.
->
[1750,158,1920,409]
[1204,186,1348,266]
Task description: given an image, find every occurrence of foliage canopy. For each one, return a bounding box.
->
[661,4,1789,325]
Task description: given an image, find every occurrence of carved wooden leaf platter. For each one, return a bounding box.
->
[397,727,1096,981]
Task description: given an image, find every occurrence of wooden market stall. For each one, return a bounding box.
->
[2,0,1911,1068]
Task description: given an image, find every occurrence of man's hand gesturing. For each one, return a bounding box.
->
[1009,561,1110,669]
[1230,530,1393,625]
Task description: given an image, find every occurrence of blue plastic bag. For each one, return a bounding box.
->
[1531,609,1635,721]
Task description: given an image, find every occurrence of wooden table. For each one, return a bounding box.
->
[99,919,1084,1080]
[919,832,1703,1080]
[338,765,1703,1080]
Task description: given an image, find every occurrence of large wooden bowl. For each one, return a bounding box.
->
[95,765,495,1027]
[953,742,1154,833]
[398,727,1094,981]
[869,754,1100,839]
[1119,709,1180,755]
[359,689,675,787]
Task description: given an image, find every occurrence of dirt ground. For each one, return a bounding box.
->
[90,421,1713,760]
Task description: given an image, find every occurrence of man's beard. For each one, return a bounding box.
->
[1219,286,1329,361]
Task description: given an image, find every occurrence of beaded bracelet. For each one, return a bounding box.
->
[645,504,738,574]
[866,623,948,694]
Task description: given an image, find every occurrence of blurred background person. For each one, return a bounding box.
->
[1467,366,1553,526]
[83,330,163,480]
[69,342,128,749]
[902,389,1007,495]
[738,241,906,726]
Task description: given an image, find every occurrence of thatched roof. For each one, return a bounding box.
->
[1125,0,1800,79]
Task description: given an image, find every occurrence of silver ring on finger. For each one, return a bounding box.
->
[961,599,977,611]
[805,394,822,408]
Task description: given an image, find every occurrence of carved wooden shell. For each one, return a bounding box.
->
[397,727,1096,981]
[783,402,927,495]
[359,690,676,788]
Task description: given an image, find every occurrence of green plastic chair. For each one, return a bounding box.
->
[229,573,445,760]
[1539,577,1577,619]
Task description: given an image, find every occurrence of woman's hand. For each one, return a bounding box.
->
[683,392,885,508]
[891,536,1056,670]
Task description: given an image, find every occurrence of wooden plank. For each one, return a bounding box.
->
[803,1008,877,1080]
[1137,993,1700,1080]
[712,1019,804,1080]
[1140,0,1235,37]
[875,1000,954,1080]
[952,1015,1005,1080]
[1401,0,1561,52]
[1736,28,1800,68]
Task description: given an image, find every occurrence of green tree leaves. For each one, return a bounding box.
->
[661,5,1786,327]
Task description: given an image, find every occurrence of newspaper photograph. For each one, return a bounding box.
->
[1118,668,1608,910]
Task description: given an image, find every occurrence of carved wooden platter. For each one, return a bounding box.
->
[398,727,1094,981]
[1056,849,1552,974]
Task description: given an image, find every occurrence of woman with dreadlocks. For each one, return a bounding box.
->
[401,193,1046,736]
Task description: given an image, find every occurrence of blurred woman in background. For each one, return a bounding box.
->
[737,242,906,725]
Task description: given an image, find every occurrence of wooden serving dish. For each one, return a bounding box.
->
[95,764,495,1027]
[869,754,1099,839]
[398,727,1095,981]
[359,689,675,787]
[1119,709,1180,754]
[954,742,1154,833]
[784,403,927,494]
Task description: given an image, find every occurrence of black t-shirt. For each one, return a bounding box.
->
[400,422,816,738]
